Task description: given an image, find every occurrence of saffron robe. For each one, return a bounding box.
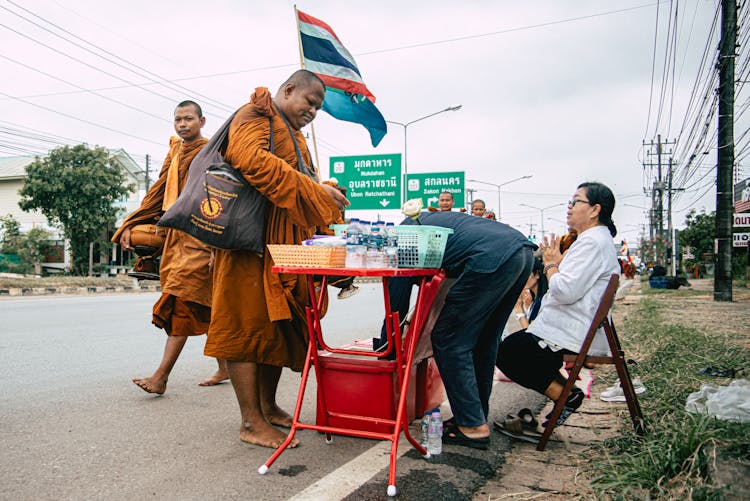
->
[204,88,341,370]
[112,137,213,335]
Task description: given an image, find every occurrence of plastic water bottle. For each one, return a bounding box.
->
[427,410,442,455]
[345,219,365,268]
[384,223,399,268]
[420,410,431,450]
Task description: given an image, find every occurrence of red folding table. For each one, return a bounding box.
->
[258,266,443,498]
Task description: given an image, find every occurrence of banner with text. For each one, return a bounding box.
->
[330,154,401,210]
[405,171,465,209]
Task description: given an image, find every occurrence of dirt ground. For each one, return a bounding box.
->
[473,278,750,501]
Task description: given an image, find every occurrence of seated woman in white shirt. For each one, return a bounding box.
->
[496,182,620,427]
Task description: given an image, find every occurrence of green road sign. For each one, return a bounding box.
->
[329,154,401,210]
[405,171,465,209]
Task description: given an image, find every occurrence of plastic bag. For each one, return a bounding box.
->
[685,379,750,423]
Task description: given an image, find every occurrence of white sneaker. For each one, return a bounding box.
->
[600,378,646,402]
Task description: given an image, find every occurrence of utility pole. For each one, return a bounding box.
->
[145,154,151,191]
[643,135,675,267]
[715,0,735,301]
[666,160,685,275]
[466,188,476,207]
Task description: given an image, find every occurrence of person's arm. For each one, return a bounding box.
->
[225,117,347,227]
[111,142,175,244]
[545,237,605,304]
[512,289,532,329]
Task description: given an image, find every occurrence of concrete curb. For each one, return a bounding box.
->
[0,284,161,297]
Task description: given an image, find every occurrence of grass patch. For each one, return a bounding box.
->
[590,298,750,500]
[0,275,136,289]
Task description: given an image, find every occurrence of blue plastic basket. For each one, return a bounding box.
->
[396,225,453,268]
[649,276,667,289]
[329,224,348,237]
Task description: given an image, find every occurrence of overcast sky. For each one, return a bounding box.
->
[0,0,733,243]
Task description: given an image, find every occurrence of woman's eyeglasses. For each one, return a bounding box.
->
[567,199,592,207]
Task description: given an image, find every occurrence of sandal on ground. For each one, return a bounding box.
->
[442,423,490,450]
[517,408,539,430]
[493,420,541,444]
[443,416,456,428]
[697,366,736,378]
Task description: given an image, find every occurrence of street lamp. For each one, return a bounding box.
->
[468,175,533,221]
[519,202,565,238]
[386,105,462,203]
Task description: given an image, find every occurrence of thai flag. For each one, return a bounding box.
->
[296,9,387,147]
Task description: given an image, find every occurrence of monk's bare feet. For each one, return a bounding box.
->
[132,376,166,395]
[262,403,293,428]
[198,370,229,387]
[240,420,298,449]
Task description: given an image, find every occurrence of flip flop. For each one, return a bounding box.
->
[442,423,490,450]
[493,420,541,444]
[517,408,539,430]
[696,366,736,378]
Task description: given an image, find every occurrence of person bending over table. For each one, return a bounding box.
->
[379,210,535,449]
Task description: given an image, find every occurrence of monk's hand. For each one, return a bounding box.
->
[119,227,134,251]
[321,183,350,211]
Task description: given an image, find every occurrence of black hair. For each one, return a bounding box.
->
[531,256,549,300]
[176,100,203,118]
[472,199,485,207]
[578,181,617,237]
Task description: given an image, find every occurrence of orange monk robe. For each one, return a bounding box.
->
[204,88,341,370]
[112,137,213,334]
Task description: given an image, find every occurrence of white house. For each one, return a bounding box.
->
[0,149,147,271]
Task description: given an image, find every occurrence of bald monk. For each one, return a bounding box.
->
[113,100,228,395]
[204,70,348,449]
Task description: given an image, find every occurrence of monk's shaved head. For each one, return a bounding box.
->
[279,70,325,93]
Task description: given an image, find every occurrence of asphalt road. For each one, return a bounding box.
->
[0,284,542,500]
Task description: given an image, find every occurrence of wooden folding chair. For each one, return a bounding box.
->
[537,274,645,451]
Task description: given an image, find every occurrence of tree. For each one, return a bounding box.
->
[18,145,134,274]
[0,214,52,274]
[678,209,715,259]
[0,214,22,254]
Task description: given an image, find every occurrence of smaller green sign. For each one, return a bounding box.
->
[405,171,465,209]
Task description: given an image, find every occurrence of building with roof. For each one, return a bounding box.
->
[0,150,147,271]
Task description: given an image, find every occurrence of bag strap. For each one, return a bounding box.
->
[204,115,274,205]
[272,103,316,180]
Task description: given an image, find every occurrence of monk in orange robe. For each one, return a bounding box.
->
[112,100,227,394]
[204,70,348,449]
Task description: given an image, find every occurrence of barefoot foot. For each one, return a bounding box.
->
[240,420,299,449]
[198,369,229,387]
[132,376,166,395]
[262,404,293,428]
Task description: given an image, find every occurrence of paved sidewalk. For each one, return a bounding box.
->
[0,282,160,296]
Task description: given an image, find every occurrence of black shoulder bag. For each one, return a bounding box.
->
[157,113,274,253]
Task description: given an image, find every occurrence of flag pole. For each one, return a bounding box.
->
[294,5,323,178]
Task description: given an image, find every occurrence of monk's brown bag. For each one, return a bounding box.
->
[157,113,274,253]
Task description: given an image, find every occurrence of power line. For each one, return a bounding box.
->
[0,90,163,146]
[2,2,235,113]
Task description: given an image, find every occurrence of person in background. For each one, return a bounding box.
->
[438,191,455,211]
[511,255,548,330]
[113,100,227,395]
[484,211,497,221]
[471,199,486,217]
[496,182,620,431]
[204,70,348,449]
